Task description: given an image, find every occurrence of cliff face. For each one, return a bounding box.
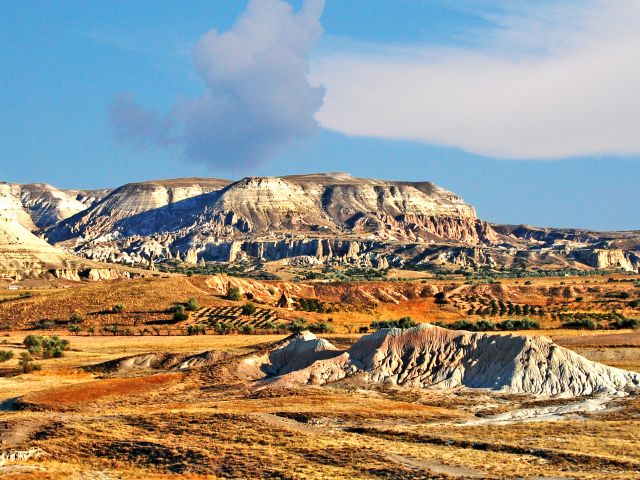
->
[47,178,230,243]
[2,174,639,274]
[46,173,490,243]
[0,182,106,230]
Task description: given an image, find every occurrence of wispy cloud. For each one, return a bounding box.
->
[313,0,640,159]
[110,0,325,169]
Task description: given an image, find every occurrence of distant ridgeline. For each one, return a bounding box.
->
[1,174,639,278]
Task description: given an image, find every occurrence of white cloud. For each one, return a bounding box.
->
[312,1,640,159]
[110,0,325,169]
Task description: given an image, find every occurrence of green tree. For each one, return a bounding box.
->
[241,302,257,316]
[226,286,242,301]
[112,303,125,313]
[186,298,199,312]
[18,352,41,373]
[68,324,81,335]
[173,305,189,321]
[434,292,448,304]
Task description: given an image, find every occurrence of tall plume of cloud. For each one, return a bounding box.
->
[110,0,325,168]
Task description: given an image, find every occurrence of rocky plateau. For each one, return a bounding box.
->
[1,173,639,278]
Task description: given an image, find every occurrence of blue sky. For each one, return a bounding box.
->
[1,1,638,230]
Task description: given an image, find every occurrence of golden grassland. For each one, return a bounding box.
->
[0,330,637,478]
[0,274,638,478]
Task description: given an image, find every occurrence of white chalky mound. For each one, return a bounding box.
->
[251,324,640,397]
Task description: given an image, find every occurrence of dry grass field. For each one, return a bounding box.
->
[0,274,639,478]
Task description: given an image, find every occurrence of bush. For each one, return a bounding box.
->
[562,318,596,330]
[68,324,81,335]
[241,325,255,335]
[448,319,476,331]
[212,322,234,335]
[103,325,120,336]
[112,303,125,313]
[629,300,639,309]
[475,319,496,331]
[286,318,310,333]
[186,298,199,312]
[370,317,417,330]
[69,312,84,324]
[434,292,448,304]
[18,352,41,373]
[610,318,639,330]
[309,322,333,334]
[241,302,257,316]
[0,350,14,363]
[186,324,206,335]
[497,318,540,331]
[226,287,242,301]
[358,326,369,334]
[172,305,189,321]
[262,321,278,331]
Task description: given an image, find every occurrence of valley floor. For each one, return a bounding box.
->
[0,331,639,479]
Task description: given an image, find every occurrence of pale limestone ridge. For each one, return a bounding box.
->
[2,174,638,272]
[249,324,640,397]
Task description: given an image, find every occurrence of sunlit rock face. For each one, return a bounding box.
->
[248,325,640,397]
[2,174,638,273]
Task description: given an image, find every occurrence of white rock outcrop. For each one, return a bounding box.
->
[249,325,640,397]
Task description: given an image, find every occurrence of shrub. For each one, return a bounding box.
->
[0,350,14,363]
[186,298,199,312]
[18,352,41,373]
[186,324,206,335]
[610,318,639,330]
[309,322,333,334]
[226,287,242,301]
[497,318,540,330]
[262,321,278,331]
[629,300,640,309]
[475,319,496,331]
[562,318,596,330]
[69,312,84,324]
[68,324,81,335]
[103,325,120,336]
[241,302,257,316]
[286,318,310,333]
[241,325,255,335]
[358,326,369,334]
[112,303,125,313]
[370,317,417,330]
[449,319,476,331]
[434,292,448,304]
[172,305,189,321]
[32,320,55,330]
[212,322,233,335]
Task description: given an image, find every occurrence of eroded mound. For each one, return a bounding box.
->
[87,351,232,374]
[246,325,640,397]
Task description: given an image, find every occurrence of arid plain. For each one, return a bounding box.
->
[0,272,639,479]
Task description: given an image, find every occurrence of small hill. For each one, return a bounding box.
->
[246,324,640,397]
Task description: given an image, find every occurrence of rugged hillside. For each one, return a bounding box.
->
[2,173,639,274]
[43,173,505,267]
[0,182,109,230]
[247,325,640,396]
[0,205,145,281]
[47,178,230,243]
